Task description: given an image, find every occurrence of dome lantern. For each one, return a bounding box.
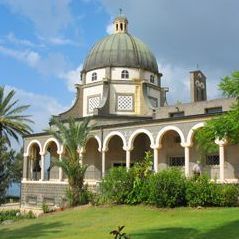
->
[113,12,128,34]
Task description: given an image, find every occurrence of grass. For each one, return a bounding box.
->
[1,205,239,239]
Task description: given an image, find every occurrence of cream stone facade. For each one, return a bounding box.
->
[21,15,238,209]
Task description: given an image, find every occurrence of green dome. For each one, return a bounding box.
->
[82,33,159,74]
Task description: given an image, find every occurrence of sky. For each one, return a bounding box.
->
[1,0,239,136]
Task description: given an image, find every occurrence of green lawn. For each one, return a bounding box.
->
[1,205,239,239]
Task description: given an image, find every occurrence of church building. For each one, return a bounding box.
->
[21,15,237,209]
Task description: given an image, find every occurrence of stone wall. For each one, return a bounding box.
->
[21,182,68,208]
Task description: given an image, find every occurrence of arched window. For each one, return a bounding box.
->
[92,72,97,81]
[150,75,155,83]
[121,70,129,79]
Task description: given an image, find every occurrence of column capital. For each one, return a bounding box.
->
[151,144,162,150]
[77,147,86,154]
[123,146,133,151]
[181,143,192,148]
[102,147,108,152]
[57,150,63,155]
[215,138,227,146]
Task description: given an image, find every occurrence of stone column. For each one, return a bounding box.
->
[215,139,226,182]
[30,158,33,180]
[184,145,190,178]
[102,150,106,178]
[219,144,225,182]
[152,145,161,173]
[22,155,28,181]
[40,153,45,181]
[153,147,159,173]
[58,154,63,181]
[125,148,131,170]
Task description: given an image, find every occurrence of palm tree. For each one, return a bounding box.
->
[0,86,33,145]
[47,117,91,206]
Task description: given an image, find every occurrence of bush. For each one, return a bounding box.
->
[219,184,239,207]
[185,176,239,207]
[185,175,217,207]
[100,167,133,204]
[66,185,90,207]
[42,202,50,213]
[0,210,35,223]
[126,152,153,204]
[148,168,186,207]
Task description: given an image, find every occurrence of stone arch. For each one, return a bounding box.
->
[103,131,127,151]
[85,135,101,152]
[186,122,205,146]
[25,140,43,156]
[128,129,155,150]
[42,138,61,155]
[156,126,185,148]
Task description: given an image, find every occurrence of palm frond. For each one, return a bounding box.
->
[0,86,33,145]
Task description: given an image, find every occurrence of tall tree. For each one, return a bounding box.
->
[0,137,15,203]
[0,86,33,203]
[0,86,33,145]
[47,117,91,206]
[195,71,239,152]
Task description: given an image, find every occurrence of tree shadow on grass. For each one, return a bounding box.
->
[0,221,68,239]
[132,220,239,239]
[199,220,239,239]
[132,227,199,239]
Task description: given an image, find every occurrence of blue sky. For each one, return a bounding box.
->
[1,0,239,134]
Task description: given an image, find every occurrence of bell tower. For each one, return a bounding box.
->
[190,70,207,102]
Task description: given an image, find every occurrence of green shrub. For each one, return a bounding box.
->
[0,210,19,222]
[66,185,90,207]
[0,210,35,223]
[42,202,50,213]
[219,184,239,207]
[100,167,133,204]
[185,176,239,207]
[148,168,186,207]
[185,175,217,207]
[126,152,153,204]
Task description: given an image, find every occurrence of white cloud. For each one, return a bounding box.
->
[101,0,239,91]
[5,85,68,133]
[158,62,189,104]
[158,61,221,105]
[48,37,79,46]
[106,22,114,35]
[0,44,82,92]
[60,65,82,92]
[5,32,44,48]
[0,0,73,37]
[0,45,40,66]
[0,44,70,77]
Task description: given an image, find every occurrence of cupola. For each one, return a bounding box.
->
[113,15,128,33]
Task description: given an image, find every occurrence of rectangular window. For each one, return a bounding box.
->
[205,107,222,114]
[206,154,219,165]
[113,162,134,167]
[169,111,185,118]
[116,94,134,112]
[169,156,185,167]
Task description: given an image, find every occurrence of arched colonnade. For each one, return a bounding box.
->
[23,123,229,183]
